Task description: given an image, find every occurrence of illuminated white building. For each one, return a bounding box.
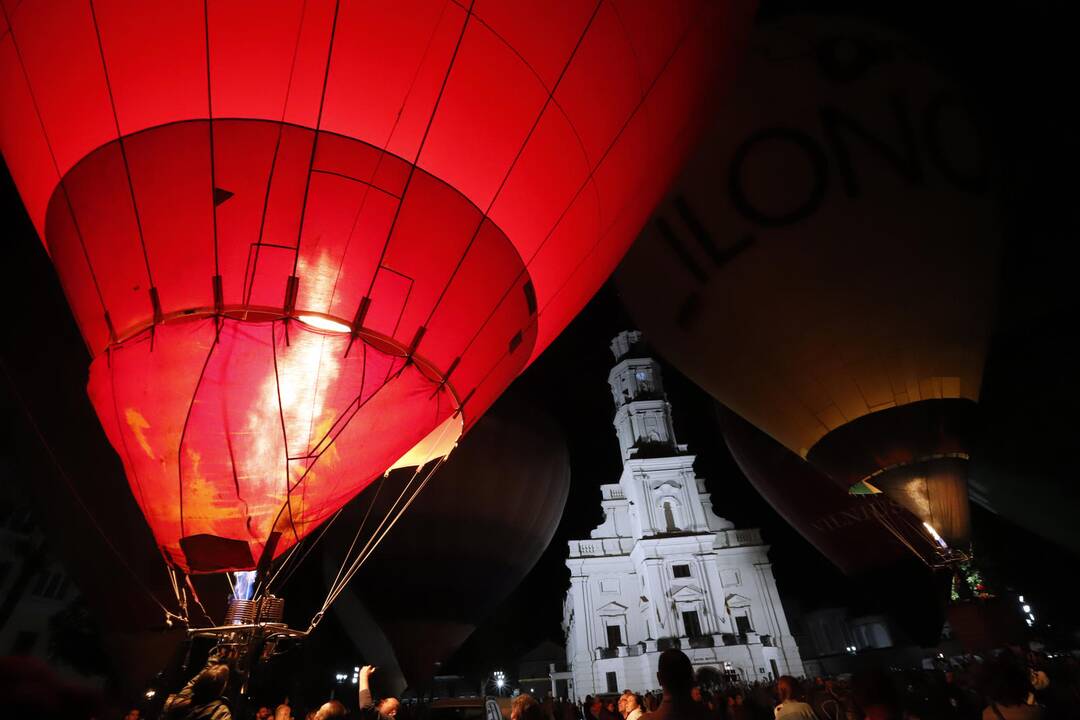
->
[562,332,804,697]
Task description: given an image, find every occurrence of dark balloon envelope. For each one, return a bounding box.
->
[720,406,911,578]
[324,393,570,691]
[618,15,1000,557]
[0,1,747,575]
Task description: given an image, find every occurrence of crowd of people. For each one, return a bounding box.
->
[149,663,396,720]
[139,645,1080,720]
[565,647,1080,720]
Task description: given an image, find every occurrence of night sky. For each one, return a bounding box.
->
[2,0,1079,702]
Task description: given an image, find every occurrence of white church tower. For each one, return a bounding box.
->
[562,331,804,698]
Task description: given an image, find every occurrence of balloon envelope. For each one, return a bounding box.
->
[1,1,747,572]
[618,16,999,549]
[719,406,911,577]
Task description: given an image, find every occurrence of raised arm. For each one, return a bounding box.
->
[359,665,379,717]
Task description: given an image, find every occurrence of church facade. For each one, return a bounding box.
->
[562,332,804,698]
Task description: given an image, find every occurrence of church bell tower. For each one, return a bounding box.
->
[607,330,686,461]
[562,331,806,697]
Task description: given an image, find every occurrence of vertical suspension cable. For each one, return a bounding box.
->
[360,0,476,303]
[290,0,341,276]
[88,0,156,295]
[325,0,455,312]
[203,0,220,279]
[416,1,603,334]
[244,0,310,306]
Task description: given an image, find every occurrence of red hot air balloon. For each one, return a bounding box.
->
[0,2,749,579]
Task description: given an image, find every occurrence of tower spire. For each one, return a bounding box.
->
[608,330,680,461]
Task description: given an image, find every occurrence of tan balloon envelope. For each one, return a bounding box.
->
[618,16,999,550]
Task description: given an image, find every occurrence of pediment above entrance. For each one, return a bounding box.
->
[597,601,629,615]
[725,593,752,608]
[670,583,705,600]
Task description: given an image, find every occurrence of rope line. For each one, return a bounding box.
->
[360,0,476,303]
[313,411,457,626]
[267,507,342,593]
[290,0,342,276]
[88,0,155,292]
[203,0,220,278]
[244,0,310,306]
[326,0,455,312]
[322,453,450,614]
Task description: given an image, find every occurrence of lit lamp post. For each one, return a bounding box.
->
[1020,595,1036,627]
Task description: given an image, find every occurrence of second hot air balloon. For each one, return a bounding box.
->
[618,15,999,564]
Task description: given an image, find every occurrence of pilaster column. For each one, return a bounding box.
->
[700,555,731,635]
[640,556,673,638]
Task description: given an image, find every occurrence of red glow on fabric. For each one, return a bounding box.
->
[0,1,745,572]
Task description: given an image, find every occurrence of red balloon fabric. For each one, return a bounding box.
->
[0,1,746,572]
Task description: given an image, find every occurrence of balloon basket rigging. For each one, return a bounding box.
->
[871,507,970,570]
[186,595,308,671]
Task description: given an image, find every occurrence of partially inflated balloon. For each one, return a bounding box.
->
[324,394,570,691]
[719,406,911,577]
[720,406,950,643]
[618,16,998,549]
[1,1,748,572]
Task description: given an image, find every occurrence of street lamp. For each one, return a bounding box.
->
[1018,594,1036,627]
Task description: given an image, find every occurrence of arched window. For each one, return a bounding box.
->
[663,501,679,532]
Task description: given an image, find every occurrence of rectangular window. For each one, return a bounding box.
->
[682,610,703,638]
[606,624,623,648]
[672,564,691,578]
[606,672,618,694]
[770,659,780,681]
[735,614,753,634]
